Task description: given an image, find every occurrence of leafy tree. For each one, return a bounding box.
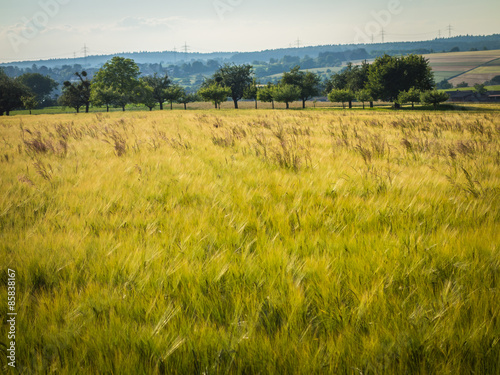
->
[141,73,171,110]
[137,81,156,111]
[177,90,199,110]
[420,90,449,107]
[90,86,119,112]
[356,89,373,109]
[198,83,231,109]
[92,57,141,111]
[456,81,469,88]
[243,79,259,109]
[17,73,58,106]
[214,64,253,109]
[273,84,301,109]
[257,84,275,109]
[328,88,355,109]
[164,85,184,110]
[473,83,487,95]
[367,54,434,106]
[21,94,38,114]
[485,75,500,85]
[60,71,91,113]
[0,70,30,115]
[397,87,421,108]
[326,62,370,108]
[281,66,321,108]
[436,79,453,90]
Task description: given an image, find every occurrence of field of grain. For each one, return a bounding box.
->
[424,49,500,85]
[1,107,499,374]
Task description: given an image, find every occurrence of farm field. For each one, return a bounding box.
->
[1,107,499,373]
[424,49,500,85]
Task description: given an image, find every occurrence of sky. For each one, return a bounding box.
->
[0,0,499,63]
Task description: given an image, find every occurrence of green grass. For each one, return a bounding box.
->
[1,107,500,373]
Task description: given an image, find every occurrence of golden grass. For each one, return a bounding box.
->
[1,107,499,373]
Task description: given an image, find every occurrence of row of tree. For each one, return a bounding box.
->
[2,54,451,115]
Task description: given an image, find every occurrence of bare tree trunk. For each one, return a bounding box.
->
[233,99,238,109]
[159,102,163,110]
[272,100,274,109]
[286,102,289,109]
[370,101,374,108]
[302,99,306,108]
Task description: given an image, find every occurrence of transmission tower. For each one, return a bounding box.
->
[183,42,189,60]
[82,43,89,62]
[381,28,385,43]
[296,37,301,48]
[447,24,453,38]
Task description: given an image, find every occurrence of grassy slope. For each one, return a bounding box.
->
[1,108,499,374]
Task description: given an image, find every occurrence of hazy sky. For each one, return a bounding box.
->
[0,0,499,62]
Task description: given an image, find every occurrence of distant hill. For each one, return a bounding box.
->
[425,49,500,86]
[2,34,500,70]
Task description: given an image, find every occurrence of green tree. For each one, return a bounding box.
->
[164,85,183,110]
[356,89,373,109]
[281,66,321,108]
[0,70,30,116]
[273,84,301,109]
[243,79,259,109]
[177,90,199,110]
[328,88,355,109]
[257,84,276,109]
[137,81,156,111]
[60,71,91,113]
[141,73,171,110]
[214,64,253,109]
[420,90,449,107]
[198,83,231,109]
[17,73,58,106]
[473,83,487,95]
[436,79,453,90]
[456,81,469,88]
[367,54,434,106]
[90,86,119,112]
[92,57,141,111]
[404,87,421,108]
[21,94,38,114]
[326,61,371,108]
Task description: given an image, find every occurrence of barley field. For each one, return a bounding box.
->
[1,107,499,374]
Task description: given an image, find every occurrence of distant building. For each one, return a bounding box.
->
[447,90,500,102]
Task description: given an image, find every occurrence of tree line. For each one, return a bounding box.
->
[1,54,451,115]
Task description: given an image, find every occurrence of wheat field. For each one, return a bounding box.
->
[1,107,499,374]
